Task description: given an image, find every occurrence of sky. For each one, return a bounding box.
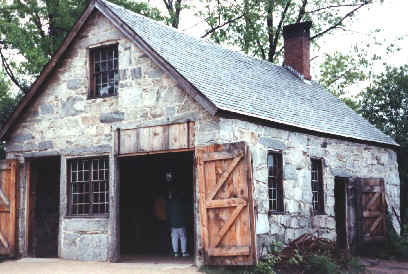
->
[318,0,408,67]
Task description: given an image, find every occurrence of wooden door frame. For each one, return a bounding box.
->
[24,156,61,257]
[116,149,197,260]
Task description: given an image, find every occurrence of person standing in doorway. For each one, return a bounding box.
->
[166,170,189,257]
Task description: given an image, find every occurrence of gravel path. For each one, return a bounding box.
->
[0,257,201,274]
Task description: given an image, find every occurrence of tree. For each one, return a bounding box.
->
[0,70,21,129]
[199,0,376,63]
[0,68,23,158]
[360,65,408,228]
[162,0,183,28]
[0,0,164,93]
[360,65,408,146]
[317,31,402,111]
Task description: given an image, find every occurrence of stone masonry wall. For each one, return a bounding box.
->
[5,11,215,262]
[213,118,400,256]
[4,9,400,263]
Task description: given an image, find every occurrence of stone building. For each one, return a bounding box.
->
[0,0,400,265]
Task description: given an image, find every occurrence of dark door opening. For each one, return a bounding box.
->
[334,177,347,249]
[28,156,60,257]
[119,151,194,258]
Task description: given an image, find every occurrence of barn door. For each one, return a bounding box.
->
[196,142,256,265]
[0,160,17,257]
[359,178,386,242]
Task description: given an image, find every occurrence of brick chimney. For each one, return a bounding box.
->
[283,21,312,80]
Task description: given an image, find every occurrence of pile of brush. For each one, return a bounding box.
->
[267,233,353,273]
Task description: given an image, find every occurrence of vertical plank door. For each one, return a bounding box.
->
[360,178,386,242]
[0,160,17,257]
[196,142,256,265]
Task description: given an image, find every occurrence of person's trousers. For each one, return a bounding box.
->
[170,227,187,253]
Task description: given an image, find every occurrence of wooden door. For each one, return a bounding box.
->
[0,160,17,257]
[359,178,386,242]
[196,142,256,265]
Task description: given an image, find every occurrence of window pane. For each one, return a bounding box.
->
[311,159,324,213]
[68,157,109,216]
[91,45,119,98]
[268,152,283,212]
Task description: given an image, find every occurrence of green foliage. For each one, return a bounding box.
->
[288,249,304,265]
[360,65,408,146]
[347,257,366,273]
[305,254,341,274]
[0,70,22,158]
[199,0,374,63]
[0,70,21,128]
[318,51,365,111]
[318,32,403,111]
[255,253,281,273]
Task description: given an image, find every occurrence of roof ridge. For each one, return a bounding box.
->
[99,0,282,70]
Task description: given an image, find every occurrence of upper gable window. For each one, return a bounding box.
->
[89,44,119,98]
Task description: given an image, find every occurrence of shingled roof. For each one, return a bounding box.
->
[99,0,397,147]
[0,0,398,147]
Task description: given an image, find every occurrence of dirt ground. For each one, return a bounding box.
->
[2,257,408,273]
[360,257,408,274]
[0,257,201,274]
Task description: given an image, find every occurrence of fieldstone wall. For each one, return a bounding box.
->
[213,118,400,256]
[60,219,109,261]
[4,8,400,264]
[5,11,214,262]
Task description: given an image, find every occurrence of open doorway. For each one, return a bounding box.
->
[334,177,347,249]
[28,156,60,257]
[119,151,194,259]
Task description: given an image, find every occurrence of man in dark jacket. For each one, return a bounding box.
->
[166,170,189,257]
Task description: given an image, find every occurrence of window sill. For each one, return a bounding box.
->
[268,210,285,216]
[64,215,109,219]
[87,94,117,100]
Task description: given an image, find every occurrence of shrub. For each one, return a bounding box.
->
[305,254,341,274]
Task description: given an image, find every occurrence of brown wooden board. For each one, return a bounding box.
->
[0,160,17,256]
[196,142,256,265]
[359,178,386,242]
[119,122,194,155]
